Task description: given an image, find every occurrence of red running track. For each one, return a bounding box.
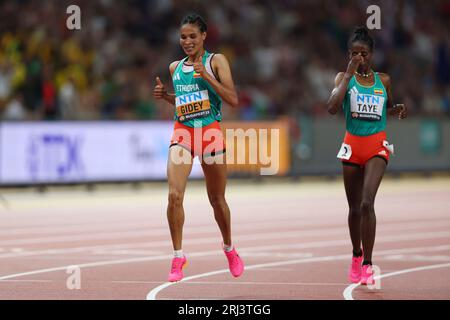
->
[0,177,449,300]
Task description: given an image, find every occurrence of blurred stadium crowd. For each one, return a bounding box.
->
[0,0,449,121]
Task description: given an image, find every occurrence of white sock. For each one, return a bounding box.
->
[174,249,184,258]
[223,243,233,252]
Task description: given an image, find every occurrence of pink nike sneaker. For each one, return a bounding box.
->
[348,252,363,283]
[224,246,244,277]
[361,264,375,285]
[168,255,187,282]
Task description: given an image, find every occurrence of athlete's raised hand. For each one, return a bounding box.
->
[346,54,364,76]
[153,77,167,99]
[193,54,206,76]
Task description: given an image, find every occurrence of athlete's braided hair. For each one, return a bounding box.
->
[348,26,374,51]
[181,14,207,33]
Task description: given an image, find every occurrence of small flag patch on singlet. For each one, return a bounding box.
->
[374,88,384,95]
[193,71,202,78]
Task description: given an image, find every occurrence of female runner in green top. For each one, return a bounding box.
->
[153,14,244,282]
[327,27,407,285]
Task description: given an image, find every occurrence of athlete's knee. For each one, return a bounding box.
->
[348,207,361,217]
[360,200,375,216]
[168,190,184,208]
[209,194,227,211]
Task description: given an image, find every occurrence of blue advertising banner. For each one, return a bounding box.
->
[0,122,203,184]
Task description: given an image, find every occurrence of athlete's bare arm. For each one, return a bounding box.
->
[327,55,363,115]
[378,73,393,109]
[195,54,238,107]
[379,72,407,119]
[327,72,347,115]
[153,61,179,106]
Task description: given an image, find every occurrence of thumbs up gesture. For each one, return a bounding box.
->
[153,77,167,99]
[193,54,205,77]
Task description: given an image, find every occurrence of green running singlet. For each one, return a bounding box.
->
[343,72,388,136]
[172,51,222,128]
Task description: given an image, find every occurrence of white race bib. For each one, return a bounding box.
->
[337,143,352,160]
[350,92,385,121]
[175,90,211,122]
[383,140,394,154]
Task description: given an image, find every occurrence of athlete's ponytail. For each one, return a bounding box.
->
[181,14,207,33]
[348,26,374,51]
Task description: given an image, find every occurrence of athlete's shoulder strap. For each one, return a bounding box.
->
[373,71,383,85]
[205,52,219,82]
[173,58,188,74]
[179,56,189,66]
[346,74,355,88]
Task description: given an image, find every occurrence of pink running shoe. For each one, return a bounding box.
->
[348,252,363,283]
[224,246,244,277]
[168,255,187,282]
[361,264,375,285]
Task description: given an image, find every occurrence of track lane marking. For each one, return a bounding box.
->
[343,262,450,300]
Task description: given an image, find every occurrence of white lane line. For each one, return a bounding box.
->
[382,254,450,262]
[0,249,232,281]
[0,242,166,259]
[1,218,449,247]
[0,215,335,236]
[145,244,450,300]
[0,227,319,246]
[90,250,164,256]
[156,298,223,300]
[0,241,447,283]
[145,255,359,300]
[238,252,314,258]
[114,280,347,286]
[0,279,53,283]
[242,267,294,271]
[0,255,173,281]
[0,230,450,259]
[1,227,450,260]
[3,216,449,237]
[343,262,450,300]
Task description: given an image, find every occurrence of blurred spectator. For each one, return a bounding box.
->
[59,77,79,120]
[0,0,448,121]
[2,93,26,120]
